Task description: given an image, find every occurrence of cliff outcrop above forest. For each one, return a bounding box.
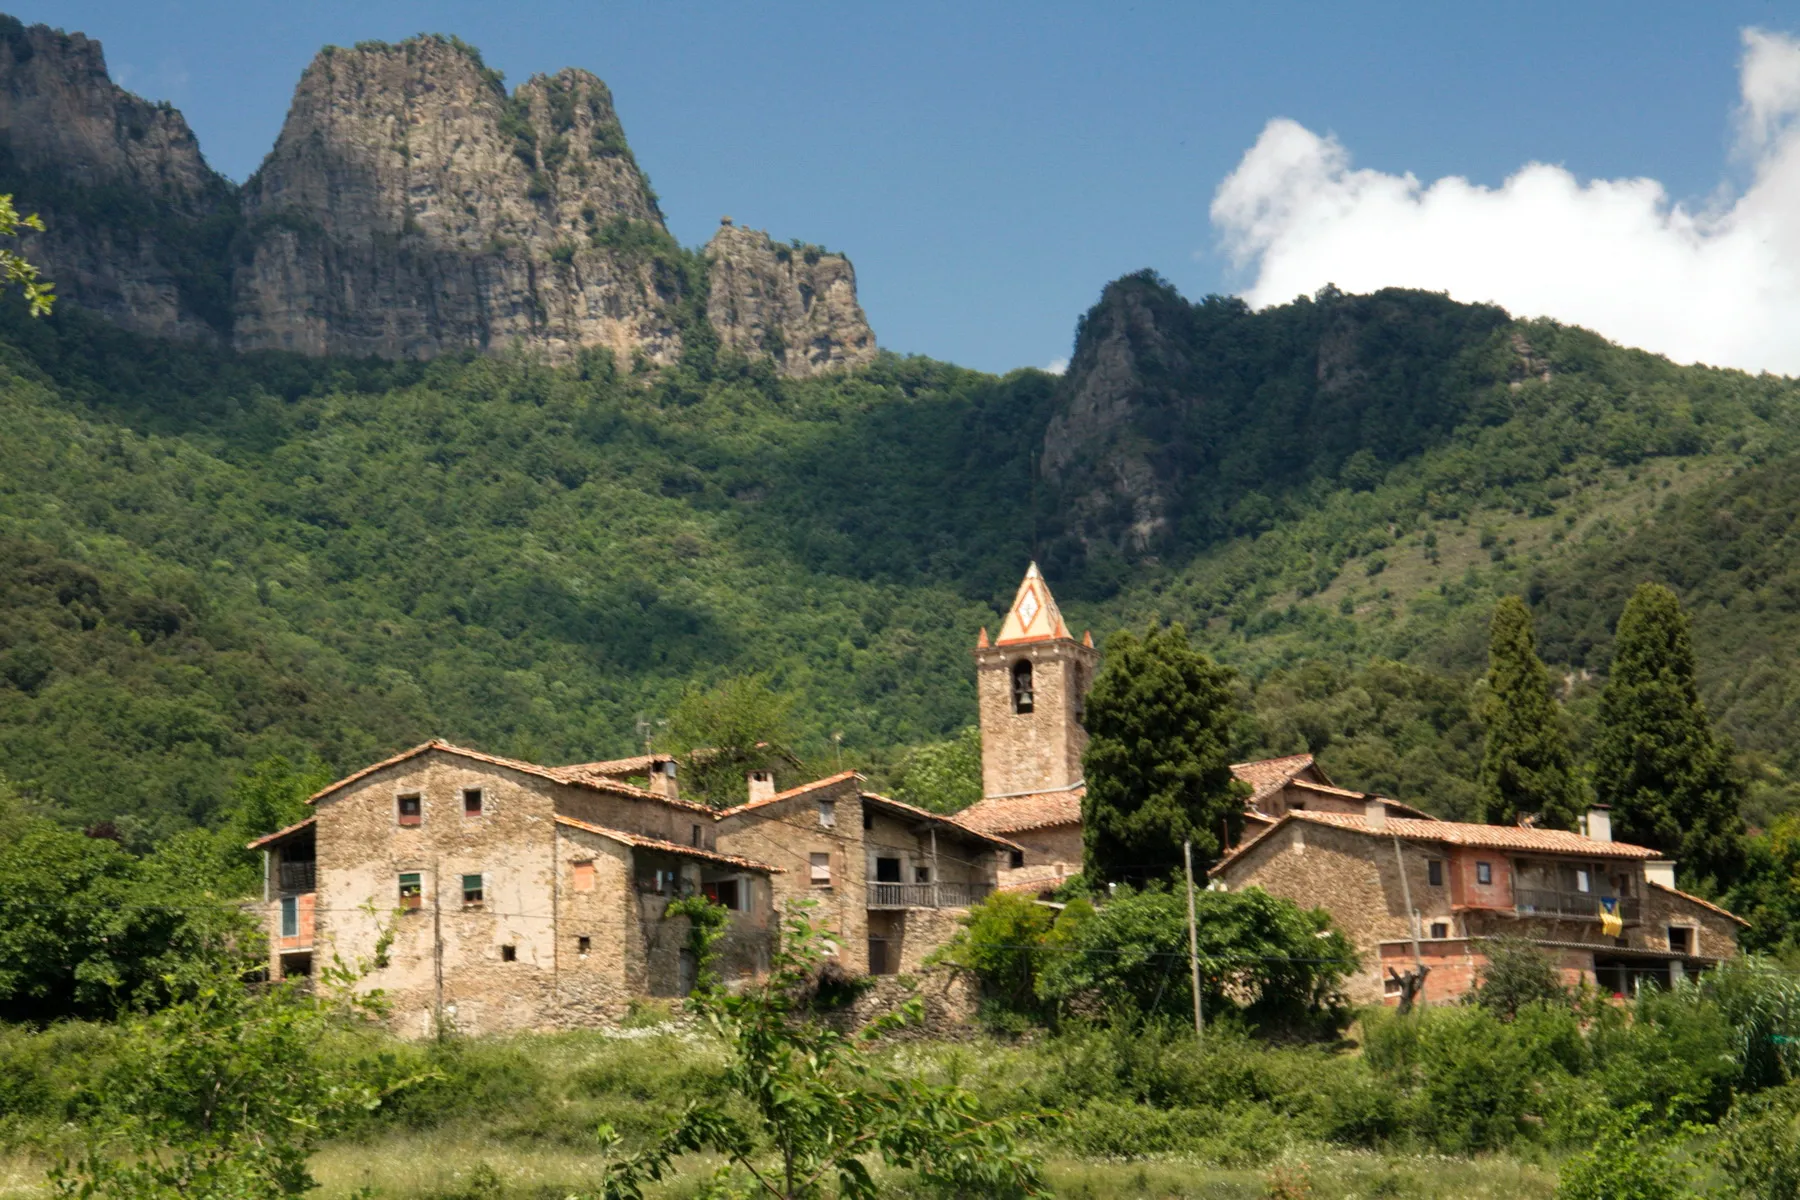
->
[0,18,237,339]
[0,20,875,372]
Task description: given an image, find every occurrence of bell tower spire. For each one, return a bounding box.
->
[973,563,1098,798]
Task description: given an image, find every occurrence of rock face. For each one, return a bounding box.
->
[704,219,875,377]
[0,18,237,339]
[234,37,682,364]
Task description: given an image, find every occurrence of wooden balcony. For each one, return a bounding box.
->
[1514,887,1639,923]
[277,861,316,893]
[866,881,994,910]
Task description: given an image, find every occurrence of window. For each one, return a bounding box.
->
[463,788,483,816]
[691,824,703,847]
[1427,859,1444,887]
[571,860,596,892]
[1430,921,1449,939]
[1011,660,1034,714]
[397,793,422,826]
[500,944,517,962]
[1009,849,1025,869]
[703,879,742,910]
[818,799,836,828]
[1383,972,1403,996]
[577,935,591,955]
[280,896,298,938]
[1668,926,1692,954]
[462,873,484,908]
[914,865,932,883]
[810,852,832,886]
[863,809,873,831]
[1475,861,1493,886]
[398,872,422,910]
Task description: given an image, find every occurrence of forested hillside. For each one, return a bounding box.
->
[5,272,1800,842]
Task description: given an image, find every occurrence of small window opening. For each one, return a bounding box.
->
[862,808,873,830]
[462,873,484,908]
[1011,660,1034,714]
[572,860,596,892]
[1009,849,1025,869]
[809,852,832,886]
[463,788,483,816]
[501,944,517,962]
[1430,921,1449,939]
[398,871,423,910]
[1668,926,1692,955]
[818,799,836,828]
[691,824,703,847]
[1427,859,1444,887]
[397,793,422,826]
[1476,861,1493,886]
[280,896,299,938]
[577,935,591,955]
[914,865,932,883]
[1383,972,1403,996]
[703,879,742,910]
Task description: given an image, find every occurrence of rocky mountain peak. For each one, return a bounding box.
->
[703,219,876,377]
[0,16,236,338]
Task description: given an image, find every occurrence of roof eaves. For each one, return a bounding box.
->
[553,815,784,873]
[246,815,317,850]
[712,771,863,819]
[1647,880,1751,927]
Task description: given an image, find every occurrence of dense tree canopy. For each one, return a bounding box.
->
[1081,624,1248,883]
[1479,597,1580,828]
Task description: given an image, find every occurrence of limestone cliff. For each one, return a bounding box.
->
[0,18,237,339]
[704,219,875,377]
[234,36,683,363]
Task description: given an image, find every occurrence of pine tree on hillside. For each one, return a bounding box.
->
[1479,596,1580,829]
[1081,624,1249,885]
[1592,583,1744,888]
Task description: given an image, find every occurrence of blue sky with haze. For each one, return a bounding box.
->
[20,1,1792,373]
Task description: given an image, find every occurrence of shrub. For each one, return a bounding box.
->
[938,891,1055,1022]
[1470,936,1569,1019]
[1555,1105,1700,1200]
[1714,1081,1800,1198]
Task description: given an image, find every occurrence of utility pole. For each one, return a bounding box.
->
[432,855,445,1041]
[1183,838,1204,1040]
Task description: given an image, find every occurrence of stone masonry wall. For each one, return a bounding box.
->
[974,638,1097,798]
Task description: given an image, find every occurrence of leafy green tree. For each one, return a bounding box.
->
[600,904,1050,1198]
[0,821,254,1022]
[48,954,416,1199]
[936,890,1057,1022]
[893,725,982,813]
[1592,583,1744,886]
[1081,624,1249,884]
[1469,936,1569,1020]
[1479,597,1580,828]
[668,675,800,808]
[0,193,52,316]
[1032,885,1356,1029]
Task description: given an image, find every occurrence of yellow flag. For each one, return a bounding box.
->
[1600,908,1623,938]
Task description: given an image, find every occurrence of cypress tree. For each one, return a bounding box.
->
[1080,624,1249,885]
[1478,596,1580,829]
[1592,582,1744,887]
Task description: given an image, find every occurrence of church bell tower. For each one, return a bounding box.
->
[974,563,1098,798]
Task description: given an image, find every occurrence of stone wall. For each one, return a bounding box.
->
[974,637,1097,798]
[1642,884,1743,960]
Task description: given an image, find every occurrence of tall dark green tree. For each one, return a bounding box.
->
[1479,597,1580,829]
[1080,624,1249,884]
[1592,583,1744,887]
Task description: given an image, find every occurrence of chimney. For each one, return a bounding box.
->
[1645,860,1676,889]
[1584,805,1612,843]
[746,769,776,804]
[647,759,679,802]
[1364,797,1387,832]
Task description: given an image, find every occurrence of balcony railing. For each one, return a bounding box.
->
[1514,887,1639,923]
[867,881,994,910]
[277,861,317,893]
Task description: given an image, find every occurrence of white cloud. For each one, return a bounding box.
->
[1044,357,1068,375]
[1211,28,1800,375]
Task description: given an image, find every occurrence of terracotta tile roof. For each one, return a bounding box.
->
[956,786,1085,835]
[551,753,675,782]
[1648,880,1750,927]
[306,738,714,815]
[246,815,316,850]
[1284,778,1437,820]
[712,771,862,818]
[1211,809,1660,876]
[1230,753,1320,803]
[553,815,783,873]
[859,791,1026,853]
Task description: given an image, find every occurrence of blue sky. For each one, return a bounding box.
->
[21,1,1794,373]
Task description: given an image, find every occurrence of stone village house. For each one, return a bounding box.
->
[942,565,1748,1006]
[253,563,1746,1029]
[251,740,1019,1037]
